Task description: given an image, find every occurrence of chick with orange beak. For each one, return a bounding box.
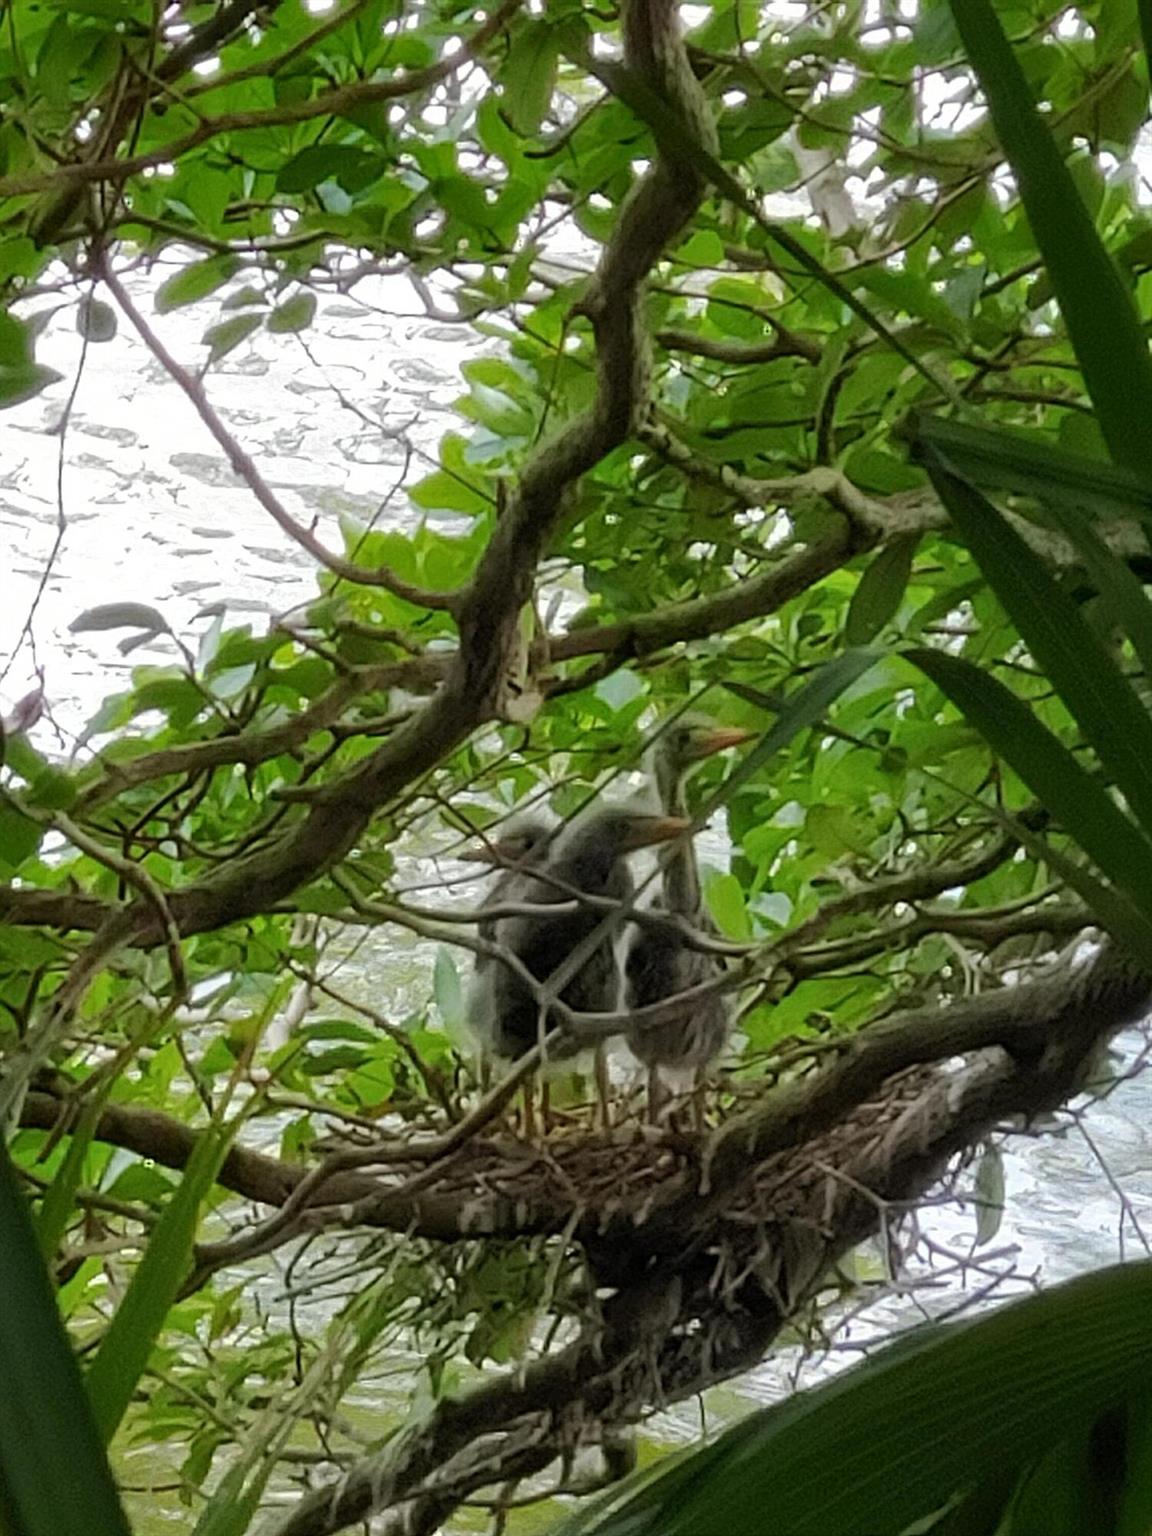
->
[624,716,754,1127]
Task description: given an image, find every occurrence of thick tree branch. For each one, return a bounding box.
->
[260,940,1152,1536]
[657,324,821,364]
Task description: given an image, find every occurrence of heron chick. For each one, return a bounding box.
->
[466,806,689,1133]
[625,718,752,1126]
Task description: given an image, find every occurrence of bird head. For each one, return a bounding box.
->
[660,714,756,766]
[602,809,693,852]
[458,818,552,865]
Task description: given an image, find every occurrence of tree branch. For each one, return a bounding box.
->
[0,0,525,200]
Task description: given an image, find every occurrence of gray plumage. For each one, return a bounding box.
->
[469,807,686,1066]
[625,721,749,1101]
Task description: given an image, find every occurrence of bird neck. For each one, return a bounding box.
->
[657,758,701,912]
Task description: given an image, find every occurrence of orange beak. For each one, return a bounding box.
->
[682,726,756,761]
[620,814,693,851]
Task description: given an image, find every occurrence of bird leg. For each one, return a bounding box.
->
[646,1064,668,1126]
[520,1077,538,1141]
[691,1067,708,1133]
[594,1044,612,1130]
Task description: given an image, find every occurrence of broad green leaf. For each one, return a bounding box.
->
[0,1140,132,1536]
[565,1262,1152,1536]
[85,1117,237,1443]
[220,285,267,311]
[0,804,42,871]
[924,459,1152,835]
[275,145,382,194]
[0,361,62,407]
[202,313,262,362]
[946,0,1152,477]
[266,291,317,334]
[155,256,241,315]
[502,21,558,136]
[409,468,489,516]
[26,765,77,811]
[844,535,919,645]
[0,310,32,366]
[703,870,751,940]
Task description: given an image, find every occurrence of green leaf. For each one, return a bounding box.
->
[0,804,42,872]
[904,647,1152,931]
[76,297,116,342]
[275,145,382,194]
[844,535,919,645]
[155,256,241,315]
[68,602,169,635]
[0,1140,132,1536]
[433,946,465,1033]
[202,312,262,362]
[220,285,267,311]
[972,1142,1004,1247]
[564,1262,1152,1536]
[946,0,1152,477]
[916,417,1152,689]
[266,291,317,334]
[923,458,1152,836]
[36,1090,110,1262]
[408,468,490,517]
[565,43,960,402]
[703,870,750,940]
[912,415,1152,522]
[0,310,32,366]
[705,649,885,815]
[26,766,77,811]
[502,21,558,136]
[84,1117,238,1443]
[0,362,62,408]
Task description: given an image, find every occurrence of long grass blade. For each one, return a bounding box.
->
[565,1262,1152,1536]
[913,416,1152,521]
[906,645,1152,955]
[0,1139,132,1536]
[923,458,1152,835]
[700,648,885,819]
[84,1117,236,1444]
[946,0,1152,476]
[35,1086,111,1263]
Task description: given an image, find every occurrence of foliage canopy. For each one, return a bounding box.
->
[4,0,1152,1531]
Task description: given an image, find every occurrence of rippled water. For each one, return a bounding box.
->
[4,275,1151,1529]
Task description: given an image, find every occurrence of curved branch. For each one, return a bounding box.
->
[657,324,821,364]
